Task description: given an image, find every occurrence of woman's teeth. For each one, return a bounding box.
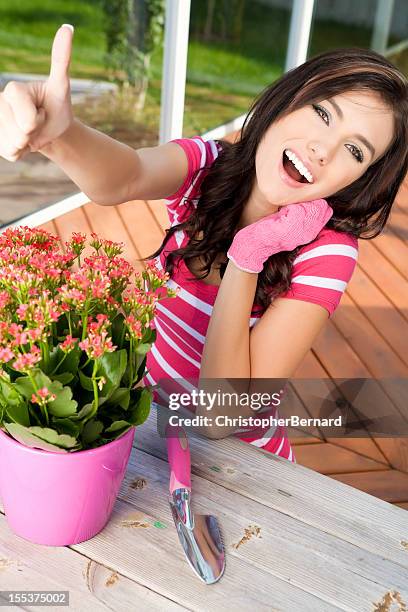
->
[284,149,314,183]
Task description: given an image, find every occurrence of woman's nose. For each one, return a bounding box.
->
[308,142,328,165]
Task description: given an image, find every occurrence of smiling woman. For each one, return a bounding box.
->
[140,47,408,456]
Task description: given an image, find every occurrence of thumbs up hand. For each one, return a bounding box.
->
[0,24,74,161]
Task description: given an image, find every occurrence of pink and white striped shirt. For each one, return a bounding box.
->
[143,136,359,462]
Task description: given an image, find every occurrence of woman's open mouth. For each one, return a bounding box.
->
[279,149,314,188]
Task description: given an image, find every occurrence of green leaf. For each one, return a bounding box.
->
[13,376,36,400]
[47,387,78,418]
[108,387,130,410]
[129,387,152,427]
[51,372,74,385]
[62,344,81,374]
[105,419,131,433]
[111,312,126,347]
[14,372,78,418]
[70,402,95,421]
[48,343,81,377]
[135,343,151,356]
[45,344,60,375]
[52,418,81,438]
[79,370,95,392]
[82,419,104,444]
[0,380,24,407]
[98,349,128,398]
[3,422,78,452]
[5,401,30,427]
[142,328,156,344]
[136,354,147,383]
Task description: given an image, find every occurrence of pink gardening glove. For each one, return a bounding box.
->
[227,199,333,273]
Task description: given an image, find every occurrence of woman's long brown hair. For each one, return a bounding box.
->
[145,48,408,314]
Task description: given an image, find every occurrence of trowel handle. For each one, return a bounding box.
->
[166,423,191,494]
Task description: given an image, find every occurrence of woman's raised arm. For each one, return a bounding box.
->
[0,24,189,206]
[40,121,189,206]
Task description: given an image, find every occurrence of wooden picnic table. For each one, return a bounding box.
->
[1,408,408,611]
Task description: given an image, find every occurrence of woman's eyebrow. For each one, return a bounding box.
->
[327,98,376,159]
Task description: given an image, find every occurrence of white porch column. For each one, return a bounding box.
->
[371,0,395,54]
[284,0,315,72]
[159,0,191,144]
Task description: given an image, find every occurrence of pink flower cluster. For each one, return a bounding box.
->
[13,346,42,373]
[31,386,57,405]
[79,314,117,360]
[0,226,176,383]
[60,335,79,353]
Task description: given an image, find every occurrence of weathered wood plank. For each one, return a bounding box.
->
[122,453,408,609]
[114,447,408,610]
[134,412,408,568]
[4,421,406,609]
[0,515,185,611]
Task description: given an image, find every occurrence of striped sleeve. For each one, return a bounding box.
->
[278,229,359,318]
[164,136,220,225]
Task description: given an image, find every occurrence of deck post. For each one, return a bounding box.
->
[284,0,315,72]
[371,0,395,54]
[159,0,191,144]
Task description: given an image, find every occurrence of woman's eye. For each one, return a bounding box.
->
[313,104,329,125]
[312,104,364,163]
[346,144,364,163]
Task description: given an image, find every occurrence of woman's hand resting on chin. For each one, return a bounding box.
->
[227,198,333,273]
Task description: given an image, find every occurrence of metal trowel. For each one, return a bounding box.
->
[166,423,225,584]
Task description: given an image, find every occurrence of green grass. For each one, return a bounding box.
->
[0,0,404,140]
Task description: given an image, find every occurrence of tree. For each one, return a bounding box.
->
[101,0,165,111]
[202,0,246,44]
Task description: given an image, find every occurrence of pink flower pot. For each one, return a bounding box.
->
[0,427,135,546]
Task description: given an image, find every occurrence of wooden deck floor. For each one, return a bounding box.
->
[37,164,408,511]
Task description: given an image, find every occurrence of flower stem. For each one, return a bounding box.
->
[67,313,73,336]
[81,298,91,341]
[80,356,91,370]
[84,360,99,424]
[28,403,43,426]
[49,352,68,376]
[128,338,133,389]
[41,340,50,371]
[27,370,49,426]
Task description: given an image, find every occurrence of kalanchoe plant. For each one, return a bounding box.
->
[0,226,176,452]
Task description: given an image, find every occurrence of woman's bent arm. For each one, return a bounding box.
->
[197,260,329,439]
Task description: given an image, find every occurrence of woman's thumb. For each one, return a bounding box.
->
[48,24,74,91]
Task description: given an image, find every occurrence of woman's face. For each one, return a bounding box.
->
[255,90,395,208]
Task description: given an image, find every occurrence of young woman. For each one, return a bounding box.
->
[1,26,407,463]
